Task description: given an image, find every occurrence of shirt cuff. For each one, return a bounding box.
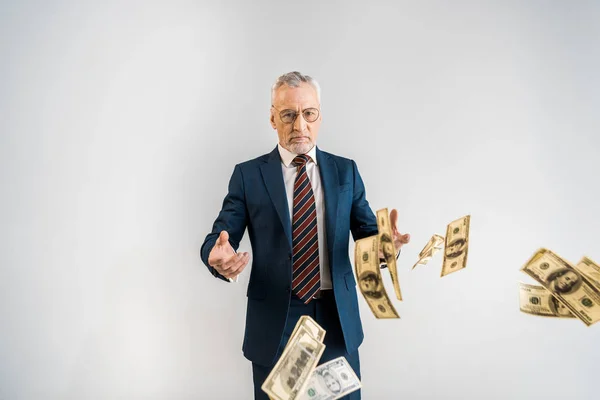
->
[379,249,401,268]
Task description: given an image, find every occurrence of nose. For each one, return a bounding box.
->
[293,111,307,132]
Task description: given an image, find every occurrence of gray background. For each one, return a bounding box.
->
[1,1,599,399]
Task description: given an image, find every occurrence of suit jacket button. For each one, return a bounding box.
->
[288,254,292,260]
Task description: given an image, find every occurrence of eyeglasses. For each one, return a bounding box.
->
[271,105,320,124]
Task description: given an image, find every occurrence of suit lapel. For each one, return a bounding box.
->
[259,146,340,260]
[260,147,292,250]
[316,147,339,268]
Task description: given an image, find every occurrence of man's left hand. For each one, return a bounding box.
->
[390,208,410,250]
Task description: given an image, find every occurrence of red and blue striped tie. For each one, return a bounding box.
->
[291,154,321,303]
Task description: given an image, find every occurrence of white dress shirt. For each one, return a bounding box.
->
[277,143,333,290]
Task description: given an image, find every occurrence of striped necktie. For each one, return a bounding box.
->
[291,154,321,303]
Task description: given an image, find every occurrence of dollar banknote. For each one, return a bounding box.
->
[298,357,362,400]
[574,257,600,290]
[518,282,574,318]
[262,325,326,400]
[521,248,600,327]
[441,215,470,277]
[354,235,399,318]
[288,316,326,349]
[270,317,327,400]
[412,234,444,270]
[376,208,402,300]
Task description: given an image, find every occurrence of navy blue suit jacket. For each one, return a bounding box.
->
[200,146,378,367]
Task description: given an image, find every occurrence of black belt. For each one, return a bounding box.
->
[310,289,333,300]
[314,289,333,299]
[291,289,333,301]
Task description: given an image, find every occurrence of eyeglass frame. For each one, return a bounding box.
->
[271,105,321,124]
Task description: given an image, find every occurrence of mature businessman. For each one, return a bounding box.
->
[200,71,410,399]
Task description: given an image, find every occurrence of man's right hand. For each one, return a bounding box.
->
[208,230,250,279]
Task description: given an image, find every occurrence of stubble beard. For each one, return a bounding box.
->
[287,139,314,155]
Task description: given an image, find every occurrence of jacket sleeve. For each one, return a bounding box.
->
[200,164,248,282]
[349,160,379,241]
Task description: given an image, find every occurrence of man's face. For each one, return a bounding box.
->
[270,82,321,154]
[323,372,341,393]
[555,271,578,291]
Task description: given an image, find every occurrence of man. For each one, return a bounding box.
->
[200,71,410,399]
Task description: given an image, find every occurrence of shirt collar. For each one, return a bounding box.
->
[277,143,318,168]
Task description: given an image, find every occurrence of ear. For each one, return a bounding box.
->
[269,110,276,129]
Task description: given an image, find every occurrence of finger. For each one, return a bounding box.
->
[389,209,398,232]
[216,230,229,246]
[221,252,245,272]
[227,253,250,277]
[228,253,247,271]
[219,256,237,273]
[401,233,411,243]
[224,253,249,278]
[213,250,234,269]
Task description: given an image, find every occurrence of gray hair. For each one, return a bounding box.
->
[271,71,321,105]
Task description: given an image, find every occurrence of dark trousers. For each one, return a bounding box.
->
[251,290,361,400]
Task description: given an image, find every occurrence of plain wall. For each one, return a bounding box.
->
[1,1,599,399]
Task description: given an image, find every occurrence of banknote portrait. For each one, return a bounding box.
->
[318,369,342,395]
[445,238,467,259]
[380,233,395,262]
[548,269,582,294]
[358,271,383,299]
[278,345,314,394]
